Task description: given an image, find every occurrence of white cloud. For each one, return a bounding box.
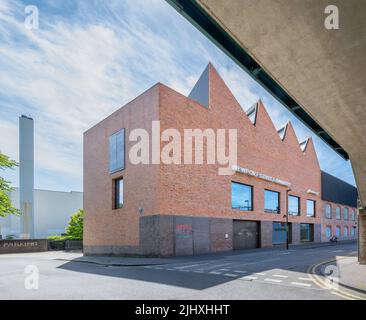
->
[0,0,355,190]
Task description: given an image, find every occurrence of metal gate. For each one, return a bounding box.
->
[233,220,259,250]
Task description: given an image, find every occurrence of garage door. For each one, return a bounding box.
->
[233,220,259,250]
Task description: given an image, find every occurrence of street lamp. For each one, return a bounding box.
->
[283,188,292,250]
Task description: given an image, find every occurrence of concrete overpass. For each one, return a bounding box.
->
[167,0,366,262]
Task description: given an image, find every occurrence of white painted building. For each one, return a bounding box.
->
[0,188,83,239]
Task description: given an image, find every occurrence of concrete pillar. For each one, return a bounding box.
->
[359,209,366,264]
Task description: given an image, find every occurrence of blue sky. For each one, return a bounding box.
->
[0,0,355,192]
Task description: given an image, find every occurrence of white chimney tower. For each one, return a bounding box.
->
[19,115,34,239]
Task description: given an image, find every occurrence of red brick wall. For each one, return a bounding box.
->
[84,64,322,251]
[320,201,358,241]
[83,85,160,248]
[157,65,321,227]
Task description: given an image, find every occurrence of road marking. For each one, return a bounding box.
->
[273,274,288,278]
[241,276,258,280]
[308,257,365,300]
[219,268,230,271]
[254,272,266,276]
[264,278,282,283]
[291,282,312,287]
[209,271,222,275]
[332,250,345,253]
[234,270,247,274]
[224,273,238,277]
[298,277,313,281]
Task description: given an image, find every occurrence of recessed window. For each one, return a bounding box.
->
[351,227,356,237]
[231,182,253,211]
[113,178,123,209]
[336,207,341,220]
[109,129,125,173]
[288,195,300,216]
[344,207,349,220]
[344,226,349,237]
[325,226,332,239]
[351,209,356,221]
[335,226,341,237]
[306,199,316,217]
[324,204,332,219]
[264,190,280,214]
[300,223,313,242]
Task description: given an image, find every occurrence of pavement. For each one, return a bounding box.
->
[0,241,364,300]
[311,254,366,300]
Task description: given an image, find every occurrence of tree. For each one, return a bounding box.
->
[65,209,84,240]
[0,152,19,217]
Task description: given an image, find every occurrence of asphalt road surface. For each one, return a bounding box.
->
[0,242,358,300]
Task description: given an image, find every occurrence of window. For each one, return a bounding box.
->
[336,207,341,220]
[272,222,290,244]
[109,129,125,173]
[300,223,313,242]
[336,226,341,237]
[306,200,316,217]
[344,207,349,220]
[113,178,123,209]
[264,190,280,213]
[288,195,300,215]
[351,209,356,221]
[351,227,356,237]
[324,204,332,219]
[325,226,332,239]
[344,226,349,237]
[231,182,253,211]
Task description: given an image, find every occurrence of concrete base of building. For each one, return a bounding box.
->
[83,215,322,257]
[359,209,366,264]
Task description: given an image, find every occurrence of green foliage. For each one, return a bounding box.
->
[65,209,84,240]
[0,152,19,217]
[47,235,73,241]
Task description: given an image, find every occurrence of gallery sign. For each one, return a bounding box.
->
[232,165,291,187]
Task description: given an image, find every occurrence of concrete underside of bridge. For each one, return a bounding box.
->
[168,0,366,262]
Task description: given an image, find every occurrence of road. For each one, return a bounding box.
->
[0,242,359,300]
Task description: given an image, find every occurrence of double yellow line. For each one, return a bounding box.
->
[307,257,365,300]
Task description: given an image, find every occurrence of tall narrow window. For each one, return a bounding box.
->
[231,182,253,211]
[336,226,341,237]
[109,129,125,173]
[264,190,280,213]
[336,207,341,220]
[324,204,332,219]
[306,199,316,217]
[351,227,356,237]
[113,178,123,209]
[300,223,313,242]
[288,195,300,215]
[344,226,349,237]
[325,226,332,239]
[351,209,356,221]
[344,207,349,220]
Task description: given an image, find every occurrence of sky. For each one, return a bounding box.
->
[0,0,356,192]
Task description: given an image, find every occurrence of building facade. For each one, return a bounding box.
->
[0,188,83,239]
[83,64,346,257]
[321,171,358,242]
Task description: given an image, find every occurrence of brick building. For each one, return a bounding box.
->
[83,64,357,256]
[321,171,358,242]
